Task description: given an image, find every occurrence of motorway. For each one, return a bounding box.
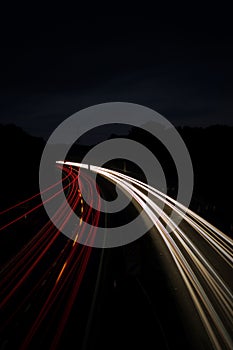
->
[0,162,232,349]
[58,161,233,350]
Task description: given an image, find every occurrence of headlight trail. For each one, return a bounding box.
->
[58,161,233,350]
[1,160,232,349]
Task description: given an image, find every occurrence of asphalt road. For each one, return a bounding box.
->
[1,164,232,349]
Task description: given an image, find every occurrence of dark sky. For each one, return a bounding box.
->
[0,7,233,140]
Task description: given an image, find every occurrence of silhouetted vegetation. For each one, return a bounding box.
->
[0,124,45,208]
[0,123,232,233]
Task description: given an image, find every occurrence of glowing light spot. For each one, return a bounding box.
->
[55,262,67,284]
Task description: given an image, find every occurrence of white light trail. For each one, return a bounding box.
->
[58,161,233,349]
[56,161,89,169]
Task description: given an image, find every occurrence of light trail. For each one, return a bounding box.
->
[0,164,101,349]
[0,166,78,290]
[0,166,80,307]
[60,161,233,350]
[0,166,75,232]
[0,167,72,216]
[1,159,232,349]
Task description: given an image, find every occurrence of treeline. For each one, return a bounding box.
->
[0,124,44,207]
[0,123,232,231]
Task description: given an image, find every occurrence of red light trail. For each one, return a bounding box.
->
[0,165,101,349]
[1,161,232,349]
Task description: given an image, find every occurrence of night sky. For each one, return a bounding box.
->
[0,8,233,140]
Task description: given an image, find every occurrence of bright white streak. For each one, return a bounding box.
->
[56,161,89,169]
[94,167,233,349]
[97,166,233,264]
[59,161,233,349]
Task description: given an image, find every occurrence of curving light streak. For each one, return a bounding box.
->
[60,161,233,350]
[0,165,101,349]
[0,166,73,216]
[1,159,232,349]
